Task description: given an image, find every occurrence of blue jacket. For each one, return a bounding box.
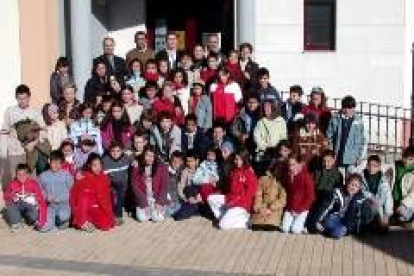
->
[326,113,366,165]
[194,95,213,130]
[258,85,282,107]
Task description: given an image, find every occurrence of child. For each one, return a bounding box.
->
[59,140,76,176]
[269,140,292,185]
[170,68,191,115]
[208,150,258,230]
[189,82,212,131]
[312,174,371,239]
[152,81,185,126]
[359,155,393,231]
[281,154,315,234]
[391,147,414,224]
[139,81,159,110]
[42,103,68,150]
[102,141,131,226]
[3,164,47,232]
[38,150,74,232]
[166,151,185,217]
[250,170,286,231]
[326,95,366,170]
[70,153,115,232]
[256,67,281,107]
[281,85,304,133]
[181,114,208,157]
[73,135,99,171]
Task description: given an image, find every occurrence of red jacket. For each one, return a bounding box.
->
[210,81,242,123]
[285,168,315,213]
[301,104,331,133]
[200,68,217,84]
[4,178,47,228]
[225,166,258,211]
[226,62,245,85]
[131,163,169,208]
[69,171,115,230]
[152,97,184,126]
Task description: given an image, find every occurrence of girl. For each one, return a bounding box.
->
[100,101,133,151]
[170,68,191,115]
[208,150,258,230]
[58,83,80,127]
[42,103,69,150]
[139,81,159,110]
[70,153,115,232]
[158,59,170,86]
[301,87,331,134]
[70,103,103,154]
[132,147,169,222]
[50,57,73,104]
[189,82,212,131]
[121,86,143,126]
[94,94,114,126]
[210,67,242,124]
[134,109,157,138]
[269,140,292,187]
[60,139,76,176]
[225,50,244,86]
[109,76,123,100]
[126,58,145,97]
[84,61,109,104]
[152,81,185,126]
[281,154,315,234]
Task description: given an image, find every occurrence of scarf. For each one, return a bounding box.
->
[393,162,414,202]
[144,72,159,82]
[363,169,382,195]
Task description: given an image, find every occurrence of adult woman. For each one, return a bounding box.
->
[58,83,80,127]
[170,68,191,115]
[42,103,68,150]
[132,147,169,222]
[121,85,143,125]
[50,57,73,104]
[208,150,258,230]
[70,153,115,232]
[84,61,109,104]
[100,101,133,151]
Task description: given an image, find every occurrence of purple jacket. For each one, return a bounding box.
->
[101,123,133,150]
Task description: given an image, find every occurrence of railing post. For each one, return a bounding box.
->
[411,43,414,147]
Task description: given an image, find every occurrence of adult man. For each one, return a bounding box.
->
[125,31,155,67]
[206,33,226,65]
[1,85,45,185]
[93,37,126,79]
[155,32,183,70]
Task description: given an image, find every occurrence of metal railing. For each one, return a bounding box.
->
[281,92,412,162]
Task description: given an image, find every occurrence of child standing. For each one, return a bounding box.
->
[102,141,131,225]
[38,150,74,232]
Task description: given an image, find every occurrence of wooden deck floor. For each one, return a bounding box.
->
[0,217,413,275]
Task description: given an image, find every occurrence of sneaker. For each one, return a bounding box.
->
[80,222,96,233]
[10,223,22,233]
[116,218,124,226]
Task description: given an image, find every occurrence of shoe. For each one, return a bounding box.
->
[116,218,124,226]
[58,221,70,230]
[10,223,22,233]
[80,222,96,233]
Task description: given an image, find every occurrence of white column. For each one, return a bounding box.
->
[71,0,92,100]
[236,0,256,46]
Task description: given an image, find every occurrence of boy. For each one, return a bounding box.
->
[38,150,74,232]
[181,114,208,157]
[103,141,131,225]
[208,120,234,156]
[3,164,47,232]
[391,147,414,224]
[326,95,366,170]
[313,173,371,239]
[359,155,393,231]
[281,85,304,132]
[315,150,343,198]
[256,67,282,107]
[166,150,185,217]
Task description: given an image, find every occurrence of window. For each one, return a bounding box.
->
[304,0,336,51]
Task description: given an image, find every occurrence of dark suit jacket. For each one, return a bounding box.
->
[155,49,184,69]
[93,54,127,79]
[181,128,208,157]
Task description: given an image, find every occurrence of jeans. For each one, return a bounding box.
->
[208,194,249,230]
[6,201,38,226]
[324,214,348,239]
[166,201,182,217]
[40,203,71,232]
[281,211,308,234]
[112,182,127,218]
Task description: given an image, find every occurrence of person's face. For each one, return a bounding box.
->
[342,107,355,117]
[49,159,62,172]
[160,118,172,131]
[186,157,198,170]
[166,35,178,49]
[174,72,184,84]
[122,90,134,104]
[61,145,73,158]
[142,119,152,130]
[63,88,76,102]
[213,127,225,141]
[146,87,157,99]
[240,47,252,60]
[181,56,192,69]
[247,98,259,112]
[103,39,115,55]
[90,159,102,174]
[323,155,336,170]
[192,85,203,96]
[103,101,112,112]
[96,63,107,77]
[229,52,239,63]
[144,151,155,165]
[163,85,173,99]
[207,58,218,69]
[206,151,216,161]
[82,108,93,119]
[171,157,183,170]
[264,102,273,118]
[306,122,317,132]
[208,36,219,51]
[136,34,147,49]
[279,146,291,159]
[112,106,124,120]
[311,93,322,106]
[404,156,414,167]
[16,169,29,183]
[259,75,269,88]
[80,143,93,153]
[289,158,302,175]
[234,155,243,168]
[290,92,301,103]
[145,63,158,74]
[110,80,121,92]
[193,46,204,60]
[158,61,169,74]
[367,160,381,175]
[346,179,361,195]
[59,66,69,75]
[133,136,147,152]
[48,107,59,122]
[16,93,30,109]
[186,120,197,133]
[219,72,229,83]
[110,146,123,160]
[131,61,141,73]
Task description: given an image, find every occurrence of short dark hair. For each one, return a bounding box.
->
[341,96,356,109]
[403,147,414,159]
[108,140,124,151]
[213,120,226,131]
[257,67,270,79]
[289,85,303,96]
[367,154,381,164]
[49,150,65,162]
[159,111,172,121]
[55,57,70,72]
[167,31,177,38]
[59,140,74,151]
[239,42,254,53]
[134,31,147,41]
[171,150,184,160]
[346,173,362,185]
[15,84,31,97]
[15,163,32,174]
[322,149,336,159]
[186,149,199,160]
[185,114,198,124]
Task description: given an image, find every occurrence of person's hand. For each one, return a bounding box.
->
[25,139,39,151]
[380,217,389,227]
[244,72,250,80]
[316,222,325,232]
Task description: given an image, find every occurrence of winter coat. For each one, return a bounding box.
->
[152,97,185,126]
[225,166,258,211]
[291,128,326,164]
[301,104,331,134]
[250,172,286,226]
[210,81,242,123]
[69,119,103,154]
[390,162,414,209]
[181,128,208,157]
[254,117,287,153]
[258,85,282,107]
[101,122,133,150]
[285,168,315,213]
[151,125,182,161]
[190,95,213,130]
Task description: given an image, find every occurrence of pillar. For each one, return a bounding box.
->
[236,0,256,46]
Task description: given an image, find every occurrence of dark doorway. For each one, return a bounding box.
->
[146,0,234,54]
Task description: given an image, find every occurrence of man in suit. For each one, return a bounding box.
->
[93,37,127,80]
[181,114,208,157]
[155,32,183,70]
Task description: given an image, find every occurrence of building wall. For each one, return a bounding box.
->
[254,0,409,107]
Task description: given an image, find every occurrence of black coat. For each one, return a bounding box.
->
[93,54,127,79]
[155,49,184,69]
[50,72,73,104]
[84,76,110,104]
[181,128,208,157]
